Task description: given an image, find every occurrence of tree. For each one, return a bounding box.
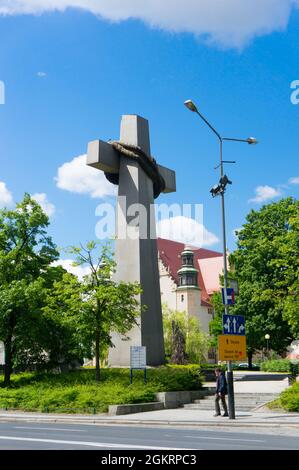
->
[0,194,59,386]
[229,198,298,366]
[209,292,223,347]
[163,305,209,364]
[40,267,86,371]
[171,320,187,365]
[46,242,142,382]
[280,209,299,337]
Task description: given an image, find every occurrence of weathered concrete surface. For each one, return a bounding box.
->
[155,390,208,409]
[87,115,176,367]
[108,402,164,416]
[109,116,165,367]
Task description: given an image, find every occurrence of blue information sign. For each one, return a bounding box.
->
[223,314,246,336]
[222,288,235,305]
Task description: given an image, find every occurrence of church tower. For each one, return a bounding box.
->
[176,246,203,322]
[177,246,199,289]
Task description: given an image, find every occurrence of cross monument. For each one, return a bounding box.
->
[87,115,176,366]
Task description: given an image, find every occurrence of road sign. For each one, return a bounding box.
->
[222,288,235,305]
[130,346,147,384]
[218,335,247,361]
[223,314,246,335]
[130,346,146,369]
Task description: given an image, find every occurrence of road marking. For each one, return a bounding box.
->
[184,435,265,443]
[14,426,87,433]
[0,436,189,450]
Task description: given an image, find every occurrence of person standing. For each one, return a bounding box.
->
[214,368,229,417]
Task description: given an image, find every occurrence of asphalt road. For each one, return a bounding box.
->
[0,422,298,450]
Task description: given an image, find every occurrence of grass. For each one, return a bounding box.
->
[0,365,202,414]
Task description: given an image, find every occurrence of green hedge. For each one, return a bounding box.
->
[199,364,219,371]
[0,366,202,414]
[276,383,299,412]
[260,359,293,373]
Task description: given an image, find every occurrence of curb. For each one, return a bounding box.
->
[0,414,298,429]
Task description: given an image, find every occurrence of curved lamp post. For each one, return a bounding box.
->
[184,99,258,420]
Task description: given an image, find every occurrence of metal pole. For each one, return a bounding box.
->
[184,101,256,421]
[219,139,235,420]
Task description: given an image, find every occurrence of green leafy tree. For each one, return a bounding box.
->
[209,292,223,347]
[0,194,59,386]
[46,242,142,382]
[40,268,86,370]
[280,209,299,337]
[163,305,209,364]
[171,320,187,365]
[230,198,298,366]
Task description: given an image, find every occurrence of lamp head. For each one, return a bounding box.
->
[210,184,222,198]
[184,100,198,113]
[210,185,219,197]
[247,137,258,145]
[210,174,232,198]
[220,175,232,186]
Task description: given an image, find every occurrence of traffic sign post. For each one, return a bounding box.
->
[219,314,246,420]
[222,287,235,305]
[223,314,245,335]
[218,335,247,361]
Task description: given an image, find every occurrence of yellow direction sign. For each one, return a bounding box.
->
[218,335,247,361]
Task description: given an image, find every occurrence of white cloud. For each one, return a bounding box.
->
[55,154,116,199]
[37,71,47,77]
[289,176,299,185]
[249,185,281,203]
[52,259,90,280]
[32,193,55,217]
[156,216,219,248]
[0,1,299,48]
[0,181,13,208]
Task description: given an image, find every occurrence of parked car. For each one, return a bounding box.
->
[236,362,260,370]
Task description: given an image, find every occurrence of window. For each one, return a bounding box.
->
[182,254,193,266]
[181,294,184,302]
[179,273,198,287]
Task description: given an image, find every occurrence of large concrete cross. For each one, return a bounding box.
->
[87,115,176,366]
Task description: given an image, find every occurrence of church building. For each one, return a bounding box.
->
[157,238,224,333]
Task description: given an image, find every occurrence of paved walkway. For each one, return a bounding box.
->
[0,409,298,431]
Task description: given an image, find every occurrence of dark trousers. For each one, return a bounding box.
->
[215,394,228,415]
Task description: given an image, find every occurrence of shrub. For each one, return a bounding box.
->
[0,366,202,414]
[260,359,293,372]
[278,383,299,412]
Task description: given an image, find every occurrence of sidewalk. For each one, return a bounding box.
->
[0,408,298,431]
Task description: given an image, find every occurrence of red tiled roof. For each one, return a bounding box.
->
[157,237,223,308]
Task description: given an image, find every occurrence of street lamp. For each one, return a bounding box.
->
[265,334,270,355]
[184,98,258,420]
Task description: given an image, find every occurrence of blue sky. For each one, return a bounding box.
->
[0,1,298,265]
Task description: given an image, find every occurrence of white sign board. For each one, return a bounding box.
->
[130,346,146,369]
